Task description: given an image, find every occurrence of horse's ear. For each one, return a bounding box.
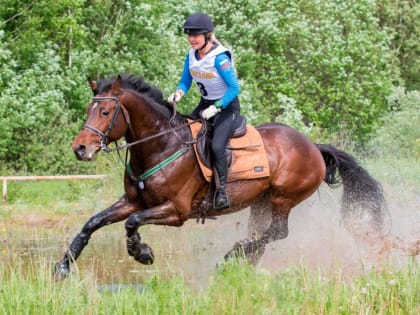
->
[111,75,123,95]
[88,78,98,95]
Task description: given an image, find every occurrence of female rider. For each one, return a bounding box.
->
[168,13,241,210]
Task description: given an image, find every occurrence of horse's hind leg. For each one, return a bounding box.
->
[224,214,289,264]
[225,193,291,264]
[248,193,272,239]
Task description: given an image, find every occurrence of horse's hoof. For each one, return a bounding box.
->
[224,239,265,264]
[134,243,154,265]
[54,262,70,281]
[224,242,245,260]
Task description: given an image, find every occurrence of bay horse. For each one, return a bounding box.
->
[54,74,389,279]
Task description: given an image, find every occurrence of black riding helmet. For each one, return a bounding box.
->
[183,13,214,35]
[183,13,214,51]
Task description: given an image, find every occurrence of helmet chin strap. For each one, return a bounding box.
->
[198,34,211,52]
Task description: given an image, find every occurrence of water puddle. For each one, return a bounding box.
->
[1,186,418,289]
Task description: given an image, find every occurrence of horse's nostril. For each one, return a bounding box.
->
[74,144,86,158]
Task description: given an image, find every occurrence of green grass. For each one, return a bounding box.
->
[0,257,418,315]
[364,158,420,187]
[0,172,123,217]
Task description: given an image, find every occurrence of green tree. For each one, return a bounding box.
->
[376,0,420,90]
[200,0,394,142]
[369,87,420,159]
[0,0,417,174]
[0,43,93,174]
[0,0,87,69]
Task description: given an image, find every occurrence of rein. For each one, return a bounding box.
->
[83,95,207,189]
[84,96,205,152]
[107,119,202,152]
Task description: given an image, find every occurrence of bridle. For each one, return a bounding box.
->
[82,94,208,190]
[83,96,131,152]
[83,95,206,153]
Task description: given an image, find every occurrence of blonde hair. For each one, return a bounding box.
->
[209,32,223,47]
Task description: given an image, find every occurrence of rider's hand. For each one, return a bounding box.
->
[201,105,221,120]
[167,91,183,105]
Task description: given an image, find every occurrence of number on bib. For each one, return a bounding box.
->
[196,82,208,96]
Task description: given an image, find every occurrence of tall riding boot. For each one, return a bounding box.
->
[213,158,230,210]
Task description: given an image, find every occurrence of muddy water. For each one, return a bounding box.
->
[1,184,418,289]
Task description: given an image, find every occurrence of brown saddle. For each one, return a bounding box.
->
[189,117,270,183]
[196,115,247,169]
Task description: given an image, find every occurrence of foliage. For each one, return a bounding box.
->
[201,0,394,142]
[368,86,420,159]
[0,0,88,69]
[0,42,93,174]
[0,0,418,174]
[375,0,420,90]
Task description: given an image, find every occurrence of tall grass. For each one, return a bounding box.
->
[0,257,418,314]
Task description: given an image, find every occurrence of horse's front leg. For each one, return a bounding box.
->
[125,200,183,265]
[54,194,140,280]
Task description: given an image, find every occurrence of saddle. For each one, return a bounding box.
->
[188,117,270,183]
[196,115,247,169]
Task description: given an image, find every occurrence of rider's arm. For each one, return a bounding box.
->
[176,54,193,95]
[214,52,240,109]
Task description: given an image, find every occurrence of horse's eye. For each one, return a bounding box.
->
[102,111,110,116]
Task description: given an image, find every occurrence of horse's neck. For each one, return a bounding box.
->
[123,92,178,166]
[124,92,170,139]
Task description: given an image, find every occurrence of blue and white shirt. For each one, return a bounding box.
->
[176,44,240,109]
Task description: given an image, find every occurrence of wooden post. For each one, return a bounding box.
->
[2,177,6,203]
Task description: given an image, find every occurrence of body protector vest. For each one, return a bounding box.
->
[188,44,233,100]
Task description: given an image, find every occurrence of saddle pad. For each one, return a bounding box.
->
[189,121,270,183]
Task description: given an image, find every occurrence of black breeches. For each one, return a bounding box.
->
[190,97,241,162]
[212,110,239,161]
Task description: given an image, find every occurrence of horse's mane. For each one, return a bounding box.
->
[96,74,184,123]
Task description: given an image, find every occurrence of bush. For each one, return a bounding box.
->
[0,43,94,174]
[368,87,420,159]
[201,0,394,142]
[0,0,416,173]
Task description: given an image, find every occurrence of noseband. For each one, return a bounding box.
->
[83,96,130,152]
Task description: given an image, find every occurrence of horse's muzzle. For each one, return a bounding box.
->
[73,144,87,161]
[73,144,99,161]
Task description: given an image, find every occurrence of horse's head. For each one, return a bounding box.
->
[72,75,130,161]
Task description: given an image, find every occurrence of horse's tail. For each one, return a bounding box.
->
[316,144,391,237]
